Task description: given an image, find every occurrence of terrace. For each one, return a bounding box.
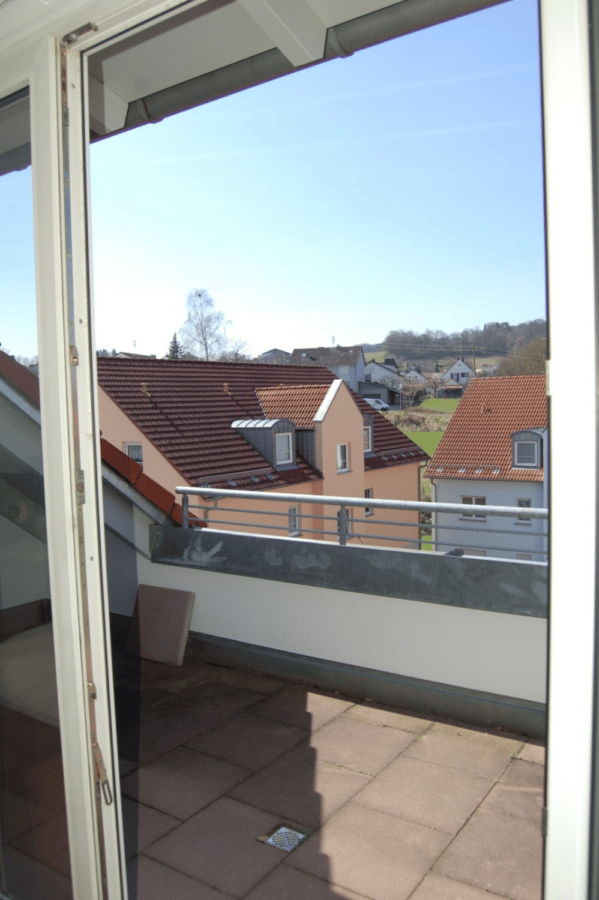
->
[104,476,547,899]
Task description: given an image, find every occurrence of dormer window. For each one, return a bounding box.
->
[275,432,293,465]
[363,426,372,453]
[512,430,542,469]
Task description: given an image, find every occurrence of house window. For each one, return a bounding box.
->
[365,488,373,516]
[288,506,301,536]
[275,432,293,465]
[512,431,542,468]
[461,496,486,519]
[363,426,372,453]
[124,442,143,465]
[516,498,532,522]
[337,443,349,472]
[515,441,538,467]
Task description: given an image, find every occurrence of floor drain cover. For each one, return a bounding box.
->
[265,824,310,852]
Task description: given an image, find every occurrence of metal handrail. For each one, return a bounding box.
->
[175,485,548,557]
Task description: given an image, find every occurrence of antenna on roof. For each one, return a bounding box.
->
[331,336,335,346]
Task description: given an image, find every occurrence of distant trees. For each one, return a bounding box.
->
[382,319,547,363]
[494,336,547,376]
[179,289,230,361]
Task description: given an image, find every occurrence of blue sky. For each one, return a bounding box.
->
[1,0,545,360]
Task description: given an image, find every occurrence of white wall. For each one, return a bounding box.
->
[433,477,547,561]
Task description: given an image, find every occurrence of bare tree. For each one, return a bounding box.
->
[218,338,250,363]
[179,289,230,361]
[495,336,547,376]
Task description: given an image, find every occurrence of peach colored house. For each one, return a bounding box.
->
[97,357,427,546]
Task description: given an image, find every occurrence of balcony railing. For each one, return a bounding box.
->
[176,486,548,560]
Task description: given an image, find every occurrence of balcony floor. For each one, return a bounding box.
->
[114,646,544,900]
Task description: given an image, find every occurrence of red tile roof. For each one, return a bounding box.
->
[96,358,427,486]
[0,351,39,406]
[0,351,184,523]
[424,375,547,482]
[256,384,331,428]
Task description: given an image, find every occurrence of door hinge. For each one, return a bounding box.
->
[62,22,98,46]
[75,469,85,505]
[92,740,113,806]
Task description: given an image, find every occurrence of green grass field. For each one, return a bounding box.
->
[419,398,460,413]
[403,431,444,455]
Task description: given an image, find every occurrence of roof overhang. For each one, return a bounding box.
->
[1,0,508,175]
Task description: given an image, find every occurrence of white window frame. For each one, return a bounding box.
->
[7,0,596,893]
[514,440,538,468]
[28,38,126,900]
[516,498,532,522]
[363,426,372,453]
[275,431,293,465]
[124,441,143,464]
[364,488,373,516]
[460,496,486,519]
[288,505,301,536]
[337,442,349,472]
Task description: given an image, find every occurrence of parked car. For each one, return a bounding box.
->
[365,397,389,411]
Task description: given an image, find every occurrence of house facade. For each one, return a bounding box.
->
[97,357,427,545]
[441,357,476,385]
[289,345,366,391]
[426,376,548,561]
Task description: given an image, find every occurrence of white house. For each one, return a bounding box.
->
[426,375,548,561]
[364,360,403,391]
[441,357,476,385]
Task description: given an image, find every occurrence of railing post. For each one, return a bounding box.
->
[337,505,348,546]
[182,494,189,529]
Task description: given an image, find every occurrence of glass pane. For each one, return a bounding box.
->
[0,89,73,900]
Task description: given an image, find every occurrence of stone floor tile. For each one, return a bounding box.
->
[186,711,307,770]
[206,667,286,694]
[121,797,180,859]
[127,855,229,900]
[434,807,542,900]
[409,873,509,900]
[1,788,54,842]
[301,715,415,775]
[175,680,264,712]
[229,747,370,831]
[118,687,261,764]
[287,802,451,900]
[121,746,251,820]
[343,703,432,735]
[145,796,284,898]
[353,755,494,835]
[9,752,66,814]
[481,759,544,825]
[518,742,546,766]
[3,845,72,900]
[403,722,523,780]
[120,757,137,778]
[251,685,353,731]
[11,813,71,878]
[245,864,371,900]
